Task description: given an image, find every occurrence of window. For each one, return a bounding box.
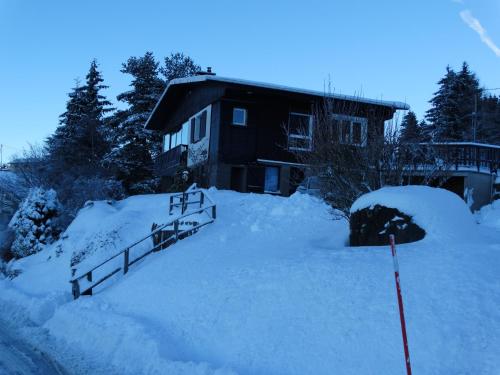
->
[264,166,280,193]
[232,108,247,126]
[191,110,207,143]
[181,122,189,145]
[332,115,367,146]
[288,112,313,151]
[163,133,171,152]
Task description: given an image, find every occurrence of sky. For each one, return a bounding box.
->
[1,0,499,162]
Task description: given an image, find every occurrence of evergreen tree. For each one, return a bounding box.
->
[161,52,201,82]
[425,62,482,142]
[478,95,500,144]
[105,52,165,194]
[9,187,61,258]
[399,111,422,143]
[425,66,459,141]
[47,59,112,172]
[454,62,481,141]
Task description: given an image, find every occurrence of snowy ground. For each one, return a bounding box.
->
[0,189,499,374]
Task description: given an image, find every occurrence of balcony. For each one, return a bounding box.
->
[422,142,500,173]
[154,144,188,177]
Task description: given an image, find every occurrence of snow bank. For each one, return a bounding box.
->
[476,200,500,229]
[351,185,476,241]
[1,188,499,374]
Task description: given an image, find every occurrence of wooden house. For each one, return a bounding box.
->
[145,71,409,195]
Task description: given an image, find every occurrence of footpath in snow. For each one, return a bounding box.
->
[1,188,499,374]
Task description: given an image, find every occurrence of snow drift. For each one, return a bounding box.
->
[0,188,499,375]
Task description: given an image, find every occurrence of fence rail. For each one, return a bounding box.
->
[70,186,216,299]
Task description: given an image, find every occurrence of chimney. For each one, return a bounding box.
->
[195,67,216,76]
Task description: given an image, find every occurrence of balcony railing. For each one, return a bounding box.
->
[422,142,500,173]
[154,144,187,177]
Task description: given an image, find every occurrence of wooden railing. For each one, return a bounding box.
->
[70,186,216,299]
[423,142,500,173]
[154,144,187,177]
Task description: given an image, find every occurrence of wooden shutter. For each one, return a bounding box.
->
[200,111,207,138]
[190,118,196,143]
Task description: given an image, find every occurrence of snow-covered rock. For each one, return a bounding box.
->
[351,185,476,242]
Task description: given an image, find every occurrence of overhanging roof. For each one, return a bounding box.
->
[145,75,410,130]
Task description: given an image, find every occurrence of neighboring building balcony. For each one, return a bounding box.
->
[420,142,500,174]
[154,144,188,177]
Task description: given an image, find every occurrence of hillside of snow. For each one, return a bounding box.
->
[1,189,500,374]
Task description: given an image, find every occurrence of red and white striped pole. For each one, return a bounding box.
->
[389,234,412,375]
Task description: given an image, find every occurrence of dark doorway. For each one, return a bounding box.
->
[230,167,245,192]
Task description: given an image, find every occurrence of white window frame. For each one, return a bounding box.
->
[232,108,247,126]
[331,114,368,146]
[288,112,313,151]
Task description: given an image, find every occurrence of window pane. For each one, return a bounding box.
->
[352,122,362,144]
[289,113,311,136]
[340,120,351,143]
[264,167,279,192]
[182,122,189,144]
[233,108,246,125]
[163,134,170,152]
[289,137,311,150]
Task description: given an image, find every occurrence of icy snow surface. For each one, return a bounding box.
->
[351,185,477,241]
[1,188,499,374]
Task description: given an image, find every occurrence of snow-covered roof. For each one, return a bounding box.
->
[170,75,409,109]
[146,74,410,129]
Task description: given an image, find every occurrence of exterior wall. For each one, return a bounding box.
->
[152,81,396,196]
[465,172,495,211]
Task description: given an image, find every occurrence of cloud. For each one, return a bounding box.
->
[460,10,500,57]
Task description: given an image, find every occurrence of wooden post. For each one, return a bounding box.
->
[169,195,173,215]
[71,280,80,300]
[82,271,93,296]
[200,192,205,208]
[174,220,179,242]
[212,205,217,220]
[182,193,187,214]
[124,248,129,274]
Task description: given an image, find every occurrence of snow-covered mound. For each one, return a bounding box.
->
[63,194,172,272]
[476,200,500,229]
[1,188,499,375]
[351,185,476,241]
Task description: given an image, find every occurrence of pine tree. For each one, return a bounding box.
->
[425,62,482,142]
[161,52,201,82]
[425,66,459,141]
[478,95,500,144]
[47,60,112,172]
[399,111,422,143]
[105,52,165,194]
[454,62,481,141]
[9,187,61,258]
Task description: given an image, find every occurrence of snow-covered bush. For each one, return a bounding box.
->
[8,187,62,258]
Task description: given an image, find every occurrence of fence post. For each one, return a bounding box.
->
[71,280,80,300]
[182,193,186,214]
[124,248,129,274]
[169,195,173,215]
[212,205,217,220]
[200,192,205,208]
[174,220,179,242]
[82,271,93,296]
[389,235,412,375]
